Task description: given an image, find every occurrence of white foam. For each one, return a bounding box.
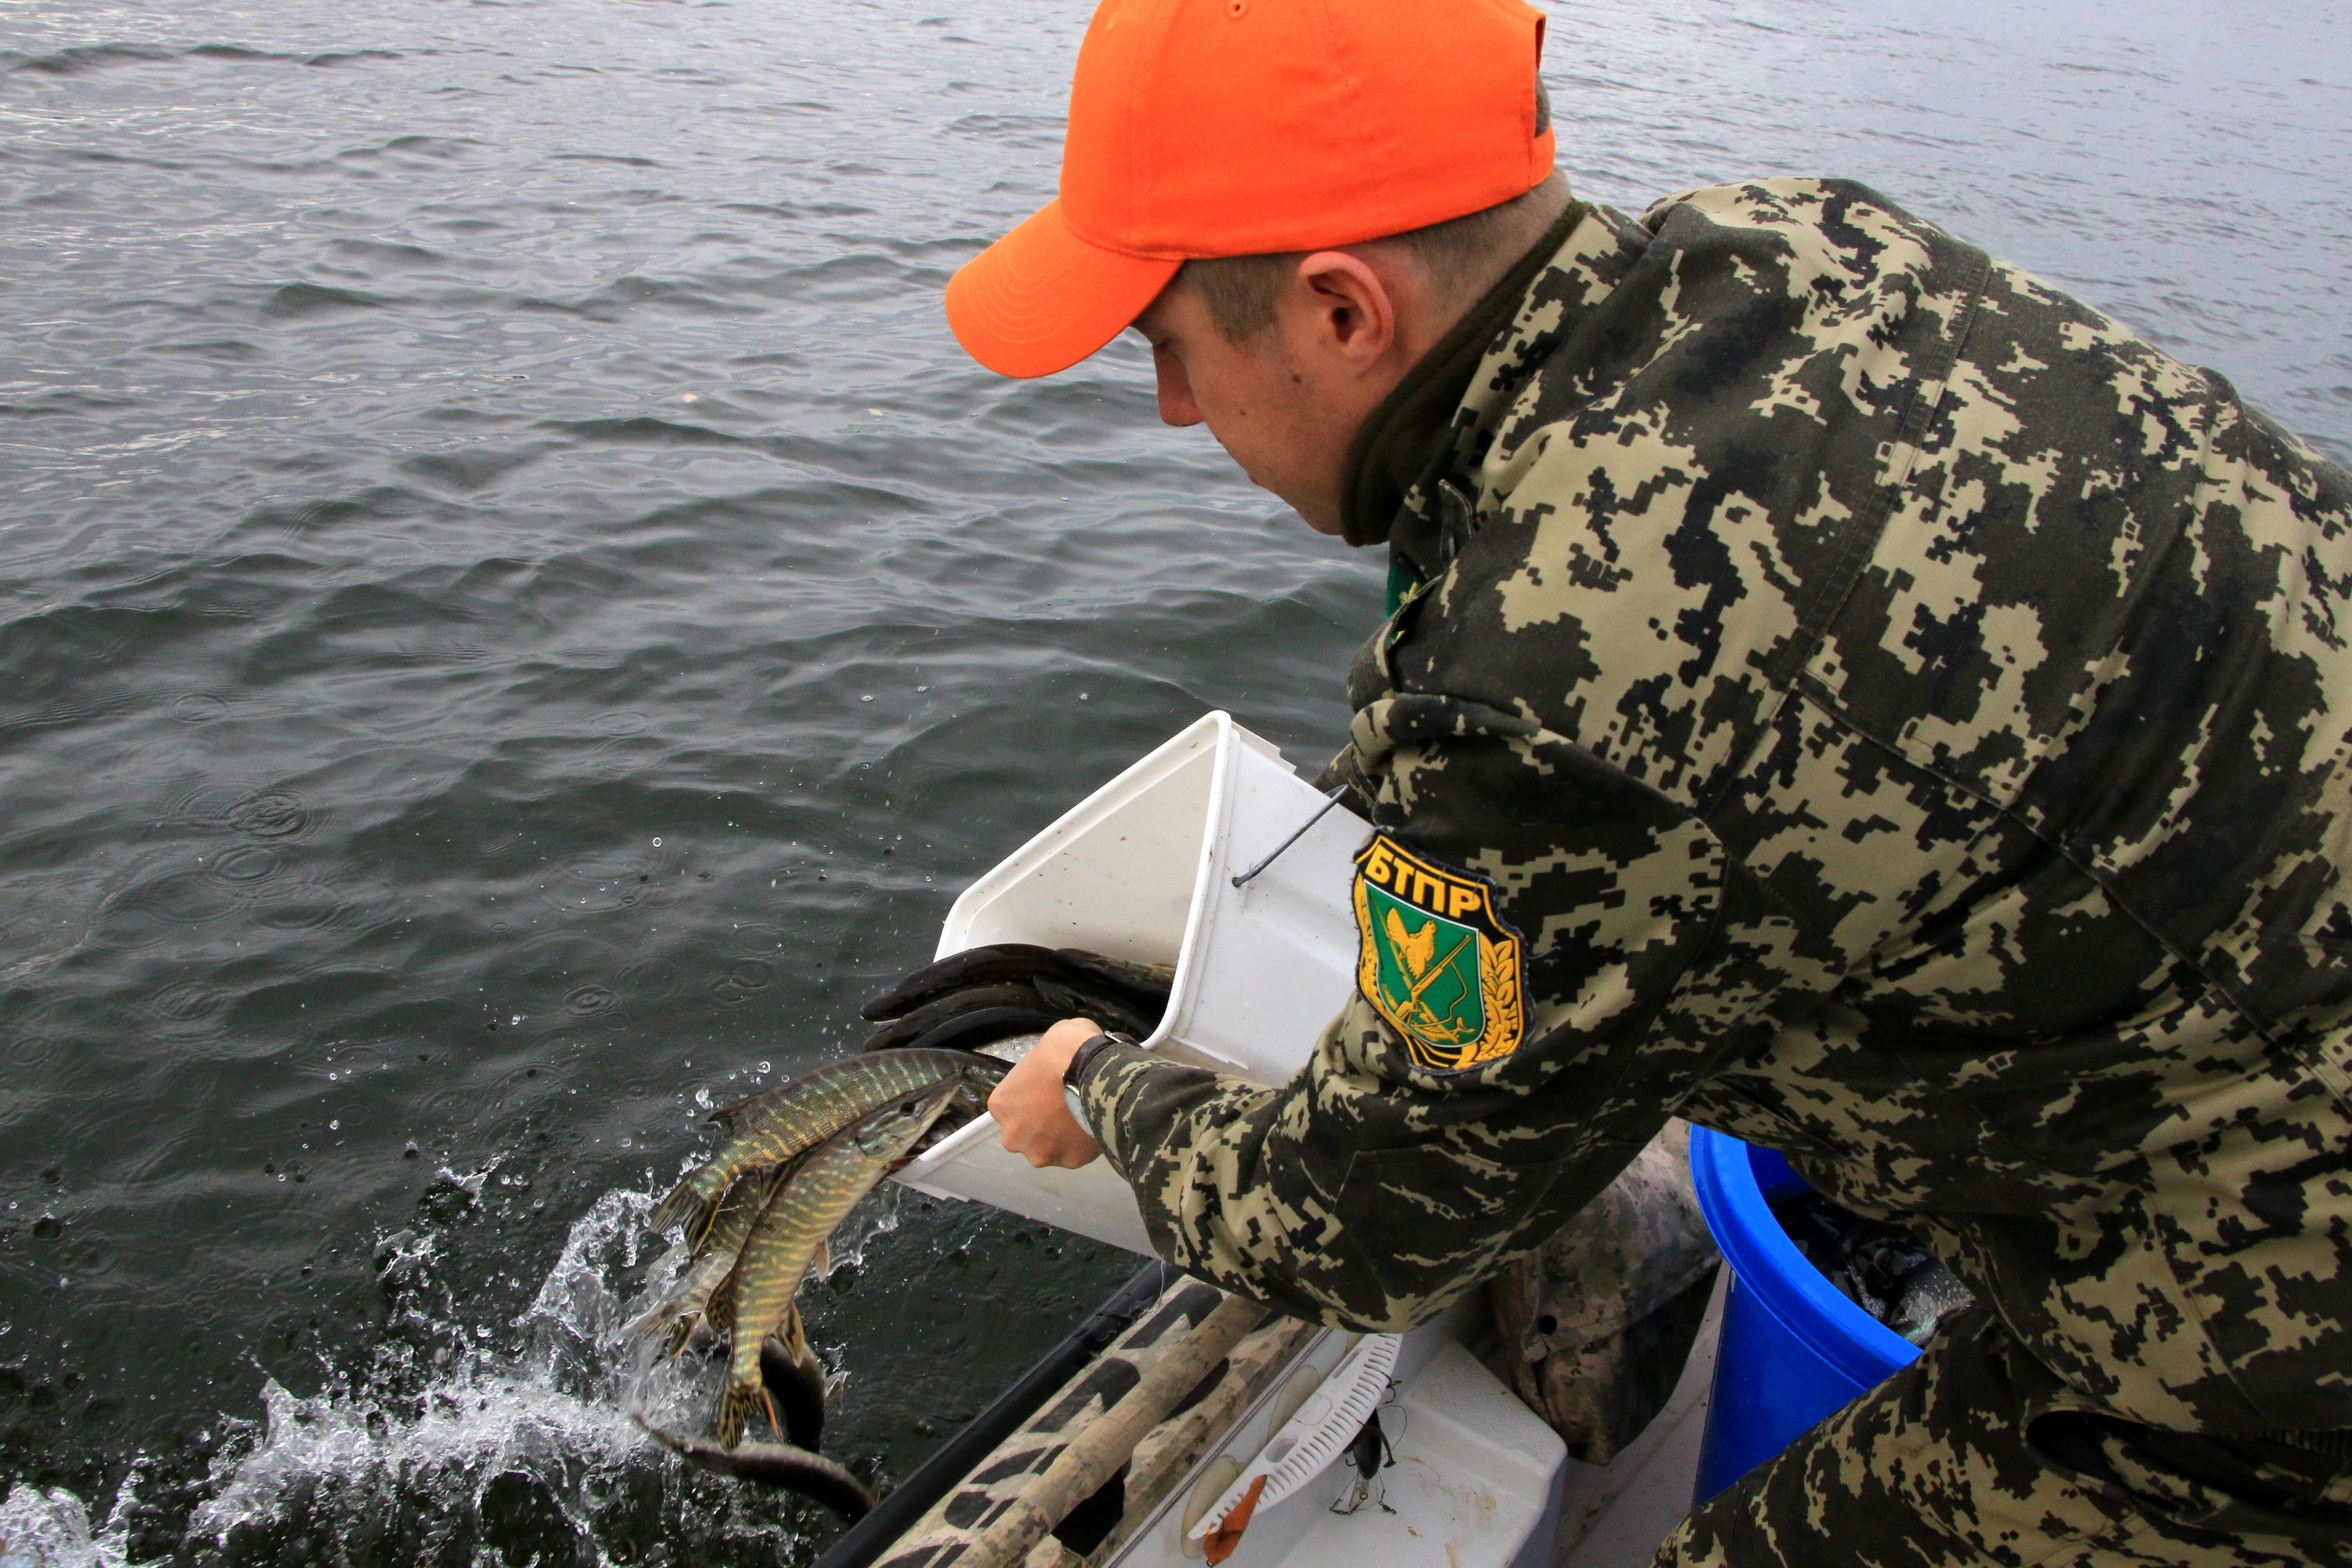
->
[0,1484,103,1568]
[20,1178,825,1566]
[186,1186,659,1551]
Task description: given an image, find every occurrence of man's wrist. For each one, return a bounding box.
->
[1061,1030,1136,1136]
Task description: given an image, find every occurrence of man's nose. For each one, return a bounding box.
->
[1152,350,1202,427]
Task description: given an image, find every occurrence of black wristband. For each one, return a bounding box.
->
[1063,1030,1136,1091]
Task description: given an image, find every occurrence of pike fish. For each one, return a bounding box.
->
[714,1079,960,1448]
[647,1048,1004,1244]
[864,1003,1063,1058]
[861,944,1171,1040]
[1051,947,1177,1003]
[857,980,1048,1053]
[860,942,1065,1020]
[975,1029,1046,1065]
[1030,971,1157,1039]
[630,1164,787,1354]
[633,1414,876,1522]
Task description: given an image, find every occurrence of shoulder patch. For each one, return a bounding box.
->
[1352,832,1526,1072]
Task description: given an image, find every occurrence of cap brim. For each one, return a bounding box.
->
[946,200,1181,379]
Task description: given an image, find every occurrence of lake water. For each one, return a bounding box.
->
[1,0,2345,1562]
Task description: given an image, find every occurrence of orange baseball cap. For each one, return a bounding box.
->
[946,0,1554,379]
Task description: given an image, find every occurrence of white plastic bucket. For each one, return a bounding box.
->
[893,712,1367,1254]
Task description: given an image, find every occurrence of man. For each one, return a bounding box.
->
[953,0,2352,1562]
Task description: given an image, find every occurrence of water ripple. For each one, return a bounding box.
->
[0,0,2339,1556]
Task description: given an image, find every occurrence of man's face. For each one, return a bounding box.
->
[1130,281,1352,536]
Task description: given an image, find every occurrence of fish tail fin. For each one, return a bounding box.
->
[716,1381,758,1449]
[680,1200,727,1253]
[647,1179,709,1238]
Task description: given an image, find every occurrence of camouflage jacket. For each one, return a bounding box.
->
[1076,178,2352,1434]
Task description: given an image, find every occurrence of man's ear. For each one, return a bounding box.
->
[1288,250,1397,371]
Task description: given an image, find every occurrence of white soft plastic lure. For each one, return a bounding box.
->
[1189,1332,1401,1540]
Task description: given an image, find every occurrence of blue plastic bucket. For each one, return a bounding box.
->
[1686,1127,1920,1502]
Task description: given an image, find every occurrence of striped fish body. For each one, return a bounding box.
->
[713,1080,959,1447]
[629,1164,786,1352]
[647,1048,1003,1241]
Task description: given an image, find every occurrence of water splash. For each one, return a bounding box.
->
[180,1367,644,1557]
[24,1184,849,1568]
[0,1483,103,1568]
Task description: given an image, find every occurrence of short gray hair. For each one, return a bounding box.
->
[1178,81,1560,342]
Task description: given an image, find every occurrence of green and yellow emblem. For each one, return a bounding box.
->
[1352,833,1526,1072]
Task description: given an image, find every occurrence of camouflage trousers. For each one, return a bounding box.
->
[1660,1309,2352,1567]
[1489,1120,1720,1465]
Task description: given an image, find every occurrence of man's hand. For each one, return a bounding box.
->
[990,1017,1106,1170]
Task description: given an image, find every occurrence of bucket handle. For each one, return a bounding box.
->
[1229,786,1351,888]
